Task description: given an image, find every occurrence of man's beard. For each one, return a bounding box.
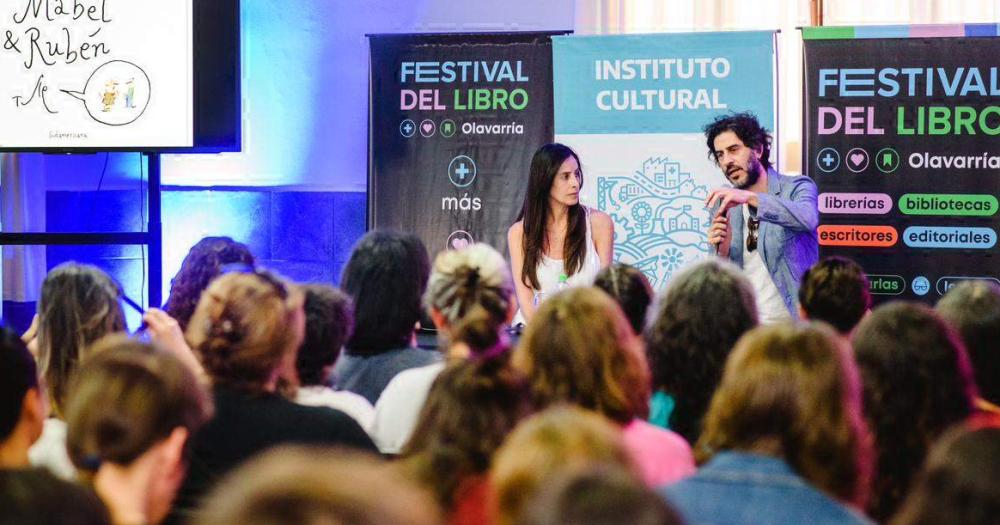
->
[731,155,762,189]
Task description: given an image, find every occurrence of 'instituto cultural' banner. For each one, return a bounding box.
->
[804,25,1000,303]
[552,32,775,290]
[369,32,559,258]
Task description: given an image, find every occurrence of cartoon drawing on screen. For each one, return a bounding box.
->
[100,80,119,112]
[596,157,713,289]
[62,60,151,126]
[125,78,136,108]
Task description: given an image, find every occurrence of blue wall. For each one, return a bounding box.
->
[32,188,366,329]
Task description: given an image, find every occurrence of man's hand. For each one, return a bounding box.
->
[707,214,732,256]
[705,187,759,217]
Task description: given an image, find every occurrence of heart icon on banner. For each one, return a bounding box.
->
[451,237,470,250]
[850,153,865,166]
[422,123,432,133]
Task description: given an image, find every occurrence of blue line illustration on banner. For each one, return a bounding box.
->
[553,31,776,290]
[596,156,711,288]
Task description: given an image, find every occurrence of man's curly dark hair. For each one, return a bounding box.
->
[163,236,255,332]
[852,301,977,522]
[703,111,773,170]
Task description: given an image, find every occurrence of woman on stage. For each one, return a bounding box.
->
[508,143,613,325]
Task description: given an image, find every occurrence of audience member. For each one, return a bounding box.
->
[0,467,111,525]
[491,406,639,525]
[65,337,212,525]
[798,256,871,337]
[400,355,533,524]
[173,270,376,522]
[194,446,440,525]
[594,263,654,335]
[661,323,873,524]
[332,230,440,404]
[644,259,757,443]
[0,325,46,468]
[293,284,375,431]
[852,301,976,522]
[936,280,1000,412]
[373,243,515,453]
[891,423,1000,525]
[521,463,683,525]
[30,262,126,479]
[162,236,255,332]
[515,287,694,486]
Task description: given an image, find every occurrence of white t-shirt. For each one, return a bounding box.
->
[295,386,376,433]
[369,361,447,454]
[29,418,75,479]
[743,205,792,325]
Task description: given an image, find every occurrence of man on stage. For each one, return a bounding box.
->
[704,112,818,323]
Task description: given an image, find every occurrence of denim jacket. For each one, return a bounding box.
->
[659,452,873,525]
[725,169,819,319]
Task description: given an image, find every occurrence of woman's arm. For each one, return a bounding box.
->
[508,222,537,322]
[591,209,614,267]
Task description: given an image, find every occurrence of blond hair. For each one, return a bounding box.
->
[195,446,440,525]
[514,287,649,423]
[490,406,636,525]
[65,336,211,475]
[186,271,303,392]
[697,323,872,507]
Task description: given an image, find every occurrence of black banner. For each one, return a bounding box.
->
[804,36,1000,303]
[368,32,560,259]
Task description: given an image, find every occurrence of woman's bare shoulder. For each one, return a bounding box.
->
[589,208,613,227]
[508,220,524,238]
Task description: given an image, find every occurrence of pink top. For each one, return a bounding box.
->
[622,419,696,486]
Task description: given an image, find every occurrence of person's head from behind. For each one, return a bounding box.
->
[37,262,126,418]
[891,423,1000,525]
[65,336,212,525]
[937,280,1000,406]
[424,243,515,356]
[163,236,255,332]
[703,111,772,189]
[0,325,46,467]
[0,467,111,525]
[194,446,440,525]
[698,323,871,508]
[798,256,871,335]
[341,230,430,355]
[491,406,637,525]
[594,263,654,335]
[517,143,588,289]
[645,259,757,444]
[522,463,683,525]
[515,287,649,424]
[296,284,354,386]
[187,270,305,394]
[401,358,533,511]
[852,301,977,521]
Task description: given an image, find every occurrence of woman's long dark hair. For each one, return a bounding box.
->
[852,302,977,522]
[516,143,587,290]
[37,263,126,418]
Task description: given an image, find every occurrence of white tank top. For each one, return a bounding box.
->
[513,207,602,325]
